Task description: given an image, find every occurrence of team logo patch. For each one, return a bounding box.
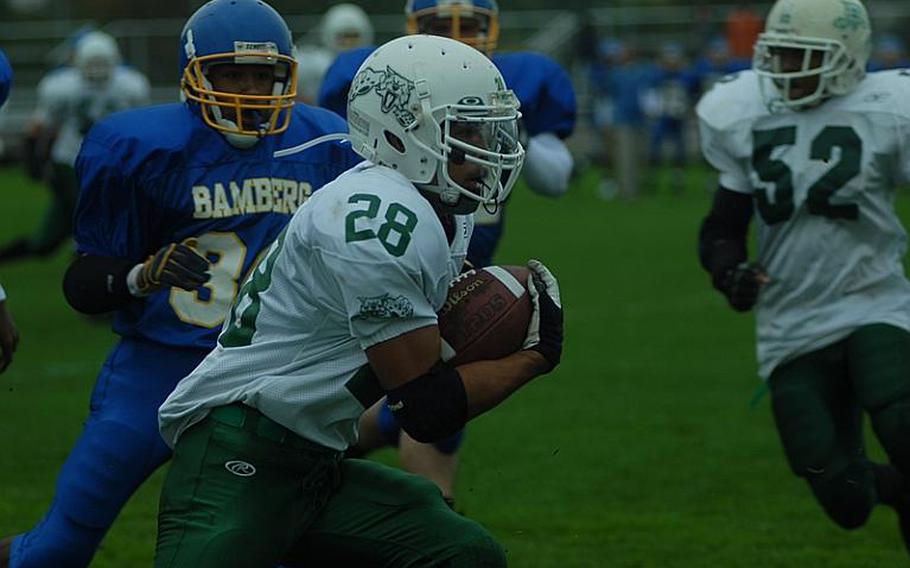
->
[233,41,278,54]
[232,41,279,65]
[356,294,414,319]
[225,460,257,477]
[348,66,416,127]
[183,29,196,60]
[458,96,485,106]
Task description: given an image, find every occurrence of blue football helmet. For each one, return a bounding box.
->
[180,0,297,146]
[405,0,500,54]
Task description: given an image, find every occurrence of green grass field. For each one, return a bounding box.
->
[0,164,907,567]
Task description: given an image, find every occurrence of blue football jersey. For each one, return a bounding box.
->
[491,52,576,139]
[318,45,375,119]
[0,48,12,107]
[74,103,361,349]
[319,48,577,139]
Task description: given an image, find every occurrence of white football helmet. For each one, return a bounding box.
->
[754,0,872,111]
[347,35,524,214]
[74,31,121,85]
[321,4,374,53]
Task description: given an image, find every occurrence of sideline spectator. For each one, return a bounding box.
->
[591,39,655,199]
[868,34,910,71]
[726,8,762,60]
[641,42,690,193]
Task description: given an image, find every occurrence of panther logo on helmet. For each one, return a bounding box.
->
[834,1,867,31]
[349,66,416,128]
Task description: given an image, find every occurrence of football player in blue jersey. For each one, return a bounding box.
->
[0,2,361,566]
[0,48,20,376]
[319,0,576,506]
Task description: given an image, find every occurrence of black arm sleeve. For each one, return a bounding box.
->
[698,186,755,291]
[63,255,136,314]
[386,361,468,443]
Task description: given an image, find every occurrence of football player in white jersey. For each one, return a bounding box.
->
[697,0,910,554]
[155,35,563,566]
[0,31,150,264]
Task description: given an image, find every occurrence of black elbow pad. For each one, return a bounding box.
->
[63,255,134,314]
[385,361,468,443]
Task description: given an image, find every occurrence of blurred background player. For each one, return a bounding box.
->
[689,36,751,96]
[294,3,373,105]
[725,6,763,62]
[0,48,20,376]
[0,31,150,265]
[589,38,653,200]
[697,0,910,555]
[318,0,575,506]
[640,42,690,194]
[868,34,910,71]
[0,1,361,566]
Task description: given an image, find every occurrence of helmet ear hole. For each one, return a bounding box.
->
[384,130,406,153]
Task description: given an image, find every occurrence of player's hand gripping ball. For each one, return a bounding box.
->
[522,259,563,371]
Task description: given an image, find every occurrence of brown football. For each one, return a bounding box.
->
[437,265,532,366]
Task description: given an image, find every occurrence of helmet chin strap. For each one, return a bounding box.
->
[224,129,260,149]
[210,109,262,148]
[439,184,461,206]
[209,104,264,148]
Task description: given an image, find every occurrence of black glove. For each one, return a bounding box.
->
[522,259,563,371]
[136,239,211,294]
[719,262,767,312]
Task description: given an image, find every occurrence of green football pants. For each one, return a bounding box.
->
[155,403,505,568]
[768,323,910,528]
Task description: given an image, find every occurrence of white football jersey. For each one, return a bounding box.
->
[33,66,150,166]
[159,161,473,450]
[698,69,910,378]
